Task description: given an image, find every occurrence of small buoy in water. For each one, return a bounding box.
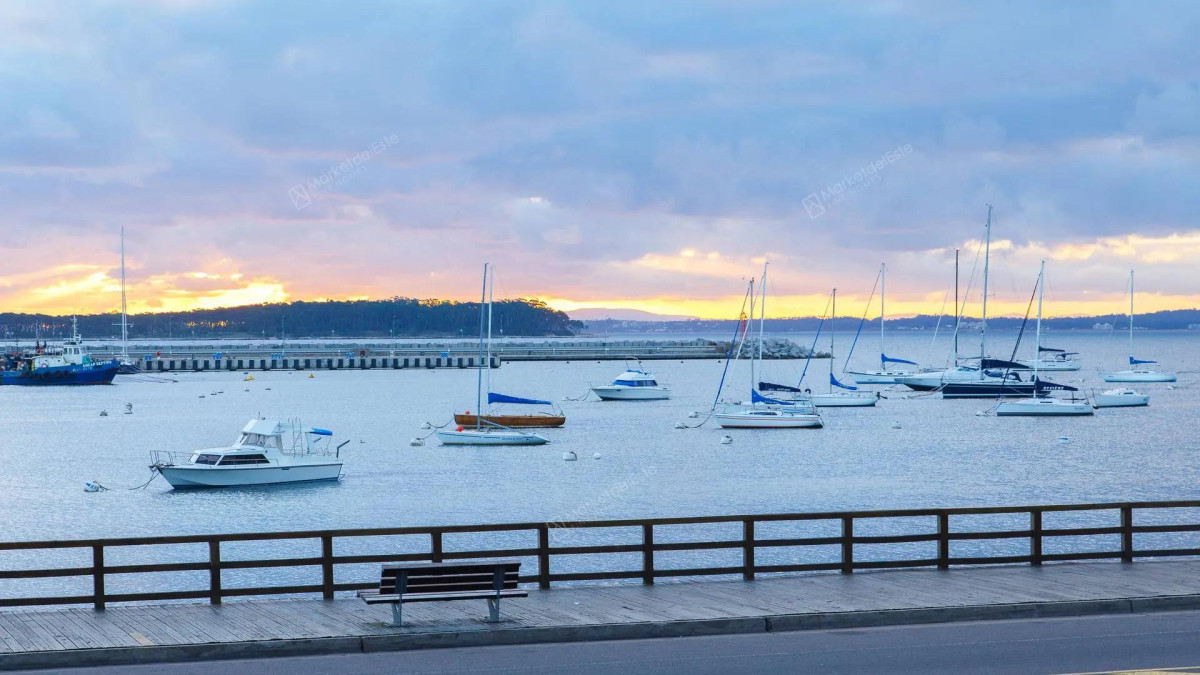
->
[420,422,432,430]
[125,403,133,414]
[99,410,108,417]
[975,410,986,417]
[1167,385,1176,390]
[84,481,104,493]
[244,388,250,392]
[1058,436,1070,444]
[563,451,578,461]
[891,421,902,429]
[674,422,687,429]
[687,411,700,419]
[592,452,601,460]
[456,425,464,432]
[720,435,733,445]
[199,395,205,399]
[265,387,272,391]
[409,437,424,447]
[308,373,315,379]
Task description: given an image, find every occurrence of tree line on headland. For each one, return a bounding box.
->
[0,298,583,340]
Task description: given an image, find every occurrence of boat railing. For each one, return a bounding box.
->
[149,450,193,468]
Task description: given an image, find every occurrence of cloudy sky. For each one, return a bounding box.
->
[2,0,1198,319]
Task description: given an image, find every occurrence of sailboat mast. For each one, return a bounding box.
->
[747,277,756,394]
[487,266,494,414]
[120,227,128,359]
[476,263,487,429]
[757,262,768,368]
[953,249,959,364]
[980,204,993,374]
[879,263,886,362]
[1034,260,1045,383]
[830,288,836,392]
[1128,269,1135,361]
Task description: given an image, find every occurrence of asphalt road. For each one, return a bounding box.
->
[28,610,1200,675]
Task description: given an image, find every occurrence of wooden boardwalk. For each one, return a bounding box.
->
[3,560,1200,668]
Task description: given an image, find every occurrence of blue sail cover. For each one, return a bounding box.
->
[488,392,552,405]
[1129,356,1157,365]
[751,390,794,405]
[830,374,858,390]
[881,353,917,366]
[1038,346,1065,353]
[1034,378,1078,392]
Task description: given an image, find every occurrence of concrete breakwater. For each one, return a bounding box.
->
[92,337,817,373]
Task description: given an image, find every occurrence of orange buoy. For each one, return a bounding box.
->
[456,425,464,432]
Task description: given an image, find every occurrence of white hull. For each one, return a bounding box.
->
[1021,360,1082,371]
[159,462,342,488]
[714,410,823,428]
[995,398,1094,417]
[1100,370,1176,383]
[1093,389,1150,408]
[809,392,879,407]
[590,386,671,401]
[848,371,912,385]
[895,368,980,391]
[436,429,549,445]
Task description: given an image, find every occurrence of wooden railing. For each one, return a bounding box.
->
[3,500,1200,610]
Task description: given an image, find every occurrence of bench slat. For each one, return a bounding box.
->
[381,561,521,574]
[359,589,527,605]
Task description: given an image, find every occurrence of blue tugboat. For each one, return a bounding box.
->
[1,318,120,386]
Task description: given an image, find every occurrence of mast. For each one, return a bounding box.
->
[1034,260,1045,385]
[953,249,959,365]
[980,204,993,377]
[879,263,886,365]
[476,263,487,430]
[829,288,836,392]
[487,265,494,411]
[120,227,128,360]
[1128,269,1135,362]
[746,277,756,394]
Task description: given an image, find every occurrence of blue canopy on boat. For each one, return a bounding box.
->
[881,353,917,366]
[830,374,858,390]
[1129,356,1157,365]
[488,392,552,405]
[308,428,333,436]
[751,390,793,405]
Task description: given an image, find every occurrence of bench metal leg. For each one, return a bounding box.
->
[391,603,403,627]
[487,598,499,623]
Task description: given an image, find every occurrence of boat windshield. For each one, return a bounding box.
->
[192,454,221,465]
[239,433,276,447]
[614,377,658,387]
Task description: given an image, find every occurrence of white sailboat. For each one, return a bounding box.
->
[1101,270,1176,383]
[714,265,824,429]
[115,227,140,374]
[1092,388,1150,408]
[848,264,919,384]
[995,261,1093,417]
[437,264,549,446]
[810,289,878,407]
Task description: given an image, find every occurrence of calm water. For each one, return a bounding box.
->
[0,330,1195,596]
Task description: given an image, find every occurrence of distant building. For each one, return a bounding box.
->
[1093,322,1113,330]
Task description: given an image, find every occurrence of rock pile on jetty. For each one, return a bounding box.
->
[717,337,828,359]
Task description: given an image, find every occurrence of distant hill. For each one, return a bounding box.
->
[568,308,696,322]
[0,298,583,340]
[581,308,1200,334]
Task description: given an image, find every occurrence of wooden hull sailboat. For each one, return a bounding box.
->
[453,412,566,428]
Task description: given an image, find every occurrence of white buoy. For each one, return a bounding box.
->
[244,388,250,392]
[562,451,578,461]
[1058,436,1070,444]
[674,422,687,429]
[420,422,432,430]
[720,435,733,445]
[975,410,986,417]
[592,452,601,460]
[124,403,133,414]
[891,421,902,429]
[687,411,700,419]
[409,437,425,447]
[1167,385,1176,390]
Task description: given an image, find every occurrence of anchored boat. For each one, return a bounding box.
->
[591,363,671,400]
[1101,270,1176,383]
[151,419,345,488]
[1,318,120,386]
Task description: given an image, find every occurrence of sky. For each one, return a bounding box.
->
[1,0,1198,320]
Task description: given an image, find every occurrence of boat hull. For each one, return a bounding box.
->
[995,399,1094,416]
[454,414,565,428]
[1093,390,1150,408]
[590,386,671,401]
[848,371,911,385]
[714,412,823,428]
[1100,371,1177,383]
[1019,360,1081,372]
[940,382,1036,399]
[809,392,879,407]
[436,429,549,445]
[158,462,343,488]
[0,361,120,386]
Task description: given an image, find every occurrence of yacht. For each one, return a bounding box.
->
[151,419,344,488]
[1101,270,1176,383]
[1093,388,1150,408]
[995,397,1093,417]
[714,398,824,429]
[591,366,671,400]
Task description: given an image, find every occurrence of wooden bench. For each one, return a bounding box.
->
[357,560,527,626]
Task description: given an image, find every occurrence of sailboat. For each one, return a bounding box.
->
[115,227,140,374]
[936,206,1071,399]
[995,261,1093,417]
[894,250,984,391]
[713,265,824,429]
[1100,270,1176,383]
[848,264,919,384]
[437,264,550,446]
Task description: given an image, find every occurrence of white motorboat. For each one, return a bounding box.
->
[995,397,1094,417]
[591,366,671,400]
[1021,353,1082,372]
[715,403,824,428]
[436,426,548,445]
[1093,388,1150,408]
[151,419,344,488]
[1101,270,1176,383]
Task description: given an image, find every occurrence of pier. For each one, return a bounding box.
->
[3,500,1200,669]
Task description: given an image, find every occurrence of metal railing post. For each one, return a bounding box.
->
[841,517,854,574]
[642,524,655,585]
[91,545,105,611]
[208,539,222,605]
[538,525,551,590]
[1121,506,1134,563]
[742,519,755,581]
[1030,510,1043,567]
[937,512,950,570]
[321,535,334,599]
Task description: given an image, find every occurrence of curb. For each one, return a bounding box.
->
[4,595,1200,671]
